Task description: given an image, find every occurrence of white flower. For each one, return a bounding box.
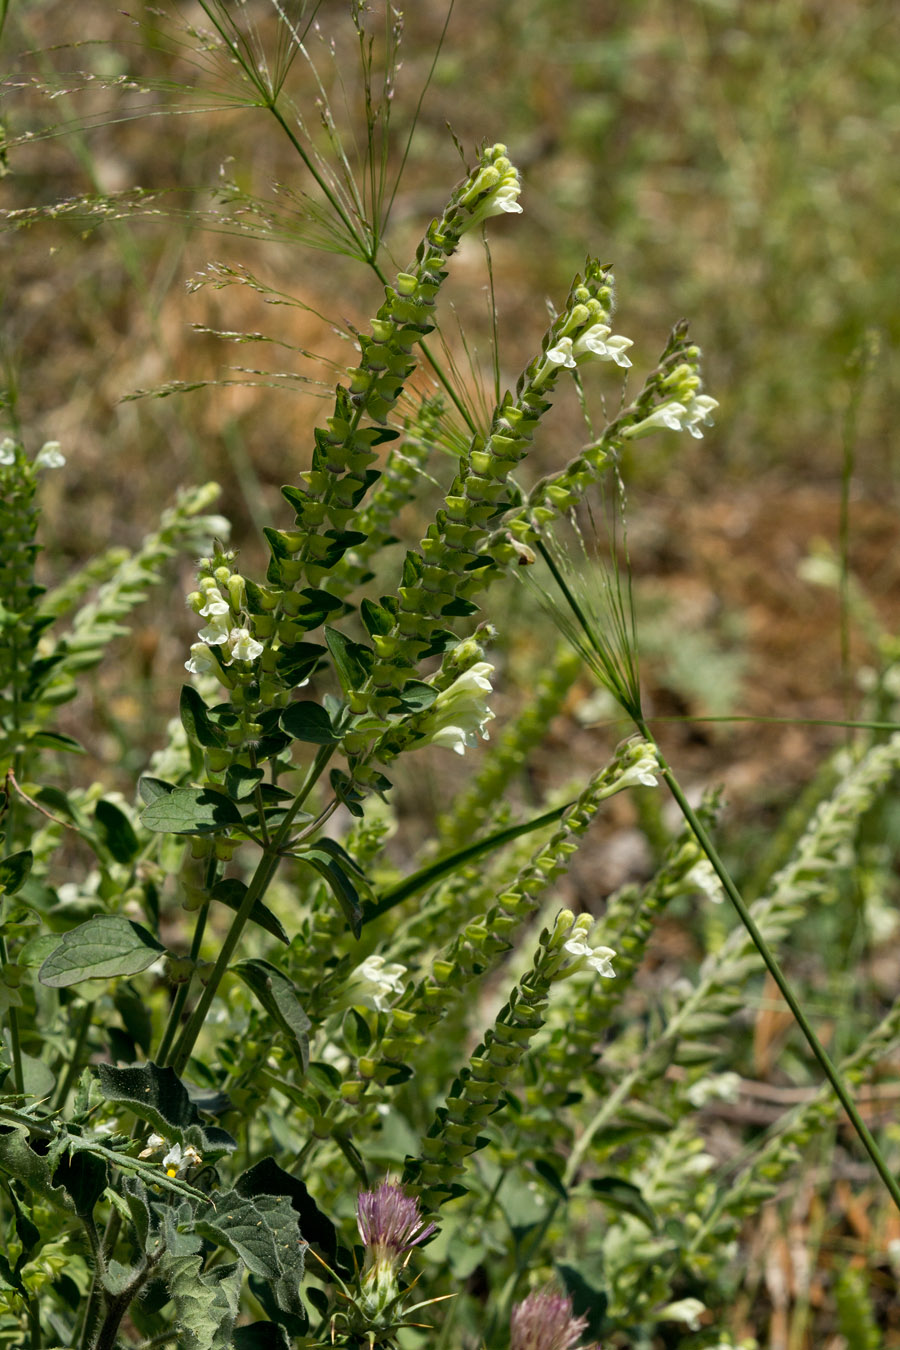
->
[543,337,576,370]
[685,859,724,904]
[138,1132,167,1158]
[161,1141,203,1177]
[198,595,230,619]
[615,740,660,790]
[417,662,496,756]
[484,178,523,217]
[573,322,634,368]
[198,612,231,646]
[658,1298,706,1332]
[185,642,216,675]
[35,440,65,468]
[686,1071,741,1108]
[563,935,617,978]
[341,955,408,1013]
[227,627,263,662]
[623,392,719,441]
[0,437,16,465]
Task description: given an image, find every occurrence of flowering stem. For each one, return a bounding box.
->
[636,717,900,1216]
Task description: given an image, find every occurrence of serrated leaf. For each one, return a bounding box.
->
[95,800,140,864]
[0,851,33,896]
[38,916,164,987]
[140,786,243,835]
[196,1190,306,1315]
[0,1128,73,1212]
[210,879,288,945]
[280,700,340,744]
[157,1248,241,1350]
[234,960,310,1074]
[96,1062,236,1154]
[180,685,228,749]
[235,1157,337,1266]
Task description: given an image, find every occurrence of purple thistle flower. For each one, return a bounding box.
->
[356,1181,436,1268]
[510,1289,592,1350]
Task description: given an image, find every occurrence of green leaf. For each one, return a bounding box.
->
[211,879,288,945]
[275,640,326,686]
[114,980,153,1053]
[324,626,372,695]
[235,1157,337,1266]
[196,1190,307,1316]
[298,848,362,938]
[0,851,33,897]
[94,800,140,864]
[180,685,228,749]
[557,1254,608,1339]
[589,1176,658,1230]
[234,1326,291,1350]
[0,1128,73,1212]
[96,1062,236,1154]
[53,1147,109,1217]
[280,700,340,744]
[224,764,264,801]
[233,960,310,1074]
[138,776,176,805]
[29,730,86,754]
[157,1248,241,1350]
[342,1008,372,1058]
[390,679,438,714]
[533,1156,569,1203]
[140,786,243,835]
[38,916,164,987]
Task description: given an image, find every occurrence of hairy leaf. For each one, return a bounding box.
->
[38,916,164,987]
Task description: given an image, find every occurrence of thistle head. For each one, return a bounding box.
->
[357,1181,436,1269]
[510,1288,593,1350]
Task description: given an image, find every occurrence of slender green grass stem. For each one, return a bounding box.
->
[0,933,24,1095]
[637,718,900,1216]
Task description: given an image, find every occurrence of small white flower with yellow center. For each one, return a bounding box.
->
[162,1142,203,1178]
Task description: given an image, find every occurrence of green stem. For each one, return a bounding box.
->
[50,999,94,1111]
[168,745,336,1075]
[637,717,900,1217]
[155,861,214,1067]
[0,933,24,1096]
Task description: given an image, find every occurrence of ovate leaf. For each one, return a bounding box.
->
[180,685,228,749]
[38,916,164,988]
[195,1190,307,1316]
[95,800,140,864]
[280,701,339,745]
[0,851,33,896]
[140,786,243,836]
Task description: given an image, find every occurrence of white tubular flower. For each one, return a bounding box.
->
[0,438,16,465]
[685,859,725,904]
[341,955,408,1013]
[610,739,660,792]
[463,150,523,229]
[624,392,719,441]
[198,595,230,619]
[35,440,66,468]
[417,662,496,756]
[185,642,216,675]
[198,613,231,646]
[658,1298,706,1332]
[227,627,263,663]
[533,337,576,389]
[573,322,634,368]
[563,934,617,978]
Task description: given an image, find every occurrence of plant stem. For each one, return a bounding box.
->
[0,933,24,1095]
[50,998,94,1111]
[168,745,336,1075]
[637,718,900,1216]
